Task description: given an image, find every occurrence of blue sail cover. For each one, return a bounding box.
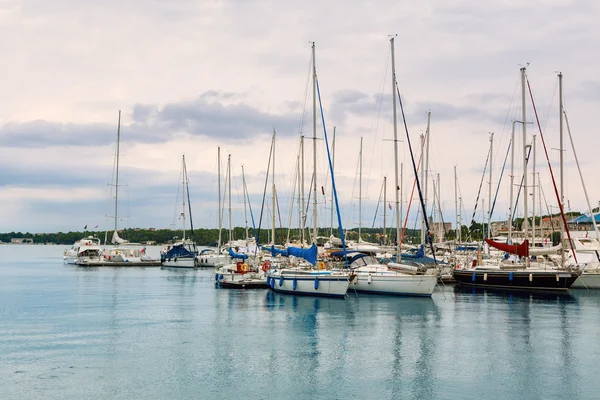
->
[401,244,425,259]
[228,247,248,260]
[262,245,289,257]
[161,243,196,261]
[287,243,318,266]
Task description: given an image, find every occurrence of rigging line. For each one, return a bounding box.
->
[400,134,427,244]
[469,143,490,229]
[297,55,313,137]
[255,137,273,245]
[184,157,195,242]
[396,82,437,264]
[316,78,348,266]
[286,151,300,242]
[491,73,520,173]
[488,140,511,243]
[244,170,257,236]
[538,174,556,237]
[274,185,285,245]
[510,146,532,225]
[526,76,577,263]
[371,179,385,229]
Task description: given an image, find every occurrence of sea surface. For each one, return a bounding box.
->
[1,245,599,400]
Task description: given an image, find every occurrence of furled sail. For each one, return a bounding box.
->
[485,239,529,257]
[529,244,562,256]
[111,230,128,245]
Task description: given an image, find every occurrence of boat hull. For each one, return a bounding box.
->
[453,269,579,291]
[571,272,600,289]
[349,273,436,296]
[267,271,349,298]
[161,258,196,269]
[195,254,231,268]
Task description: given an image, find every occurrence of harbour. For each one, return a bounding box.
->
[1,245,599,399]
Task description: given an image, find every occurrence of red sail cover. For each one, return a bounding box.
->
[485,239,529,257]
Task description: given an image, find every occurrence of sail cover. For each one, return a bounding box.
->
[485,239,529,257]
[287,243,318,265]
[228,247,248,260]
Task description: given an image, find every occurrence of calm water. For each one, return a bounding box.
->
[1,245,599,399]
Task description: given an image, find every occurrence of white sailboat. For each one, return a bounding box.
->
[346,37,437,296]
[161,155,198,268]
[80,111,160,267]
[266,42,350,298]
[196,147,232,268]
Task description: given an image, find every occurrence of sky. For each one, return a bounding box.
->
[1,0,599,234]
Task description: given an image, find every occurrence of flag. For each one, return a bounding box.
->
[84,224,87,229]
[388,203,392,210]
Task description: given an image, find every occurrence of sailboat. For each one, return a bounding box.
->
[196,147,232,268]
[161,155,199,268]
[80,111,161,267]
[345,37,437,296]
[266,42,350,298]
[453,68,579,291]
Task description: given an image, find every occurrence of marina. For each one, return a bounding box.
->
[1,244,599,399]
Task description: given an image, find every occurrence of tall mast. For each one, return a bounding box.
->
[521,66,529,242]
[424,112,431,239]
[532,134,537,246]
[217,147,222,250]
[312,41,318,244]
[181,154,186,241]
[114,110,121,233]
[358,136,363,242]
[559,72,565,267]
[508,121,516,243]
[300,135,305,244]
[330,127,336,237]
[272,130,277,245]
[488,132,493,240]
[391,36,401,258]
[436,173,442,241]
[242,164,249,240]
[228,154,232,243]
[454,165,459,242]
[383,176,387,246]
[420,134,426,245]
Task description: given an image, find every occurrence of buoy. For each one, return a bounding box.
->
[509,272,514,282]
[279,276,284,287]
[215,273,219,282]
[318,261,325,270]
[293,279,297,291]
[529,273,533,282]
[368,274,372,284]
[472,273,476,282]
[314,278,319,290]
[556,274,560,282]
[483,273,488,282]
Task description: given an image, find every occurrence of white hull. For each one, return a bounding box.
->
[196,254,231,268]
[571,273,600,289]
[349,273,436,296]
[162,258,196,269]
[267,270,349,298]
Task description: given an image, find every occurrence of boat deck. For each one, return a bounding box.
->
[75,260,163,267]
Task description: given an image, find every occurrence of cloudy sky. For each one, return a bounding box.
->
[1,0,599,235]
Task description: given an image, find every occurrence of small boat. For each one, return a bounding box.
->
[266,267,350,298]
[63,236,103,264]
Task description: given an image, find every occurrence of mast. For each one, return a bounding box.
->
[217,147,222,250]
[312,41,318,244]
[532,134,537,246]
[424,112,431,241]
[242,164,249,240]
[272,129,276,246]
[300,135,305,244]
[454,165,459,242]
[358,136,363,242]
[383,176,387,246]
[330,127,336,237]
[559,72,565,267]
[228,154,232,243]
[508,121,516,243]
[436,173,442,241]
[488,132,493,240]
[521,67,529,243]
[420,134,426,245]
[181,154,186,241]
[183,154,195,244]
[391,36,401,258]
[114,110,121,234]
